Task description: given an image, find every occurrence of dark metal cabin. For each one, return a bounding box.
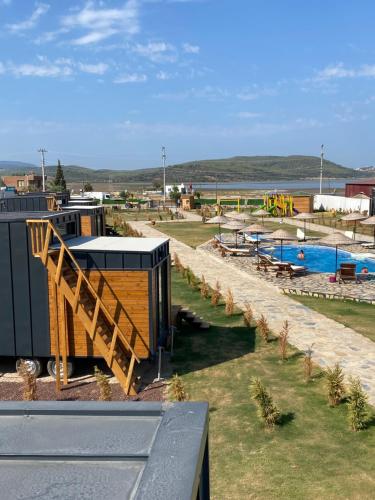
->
[48,236,171,360]
[63,205,106,236]
[0,192,70,212]
[0,401,210,500]
[0,211,80,358]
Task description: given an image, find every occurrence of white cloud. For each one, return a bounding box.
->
[236,92,259,101]
[235,112,262,119]
[182,42,200,54]
[316,62,375,81]
[78,62,108,75]
[131,41,177,62]
[10,63,73,78]
[62,0,139,45]
[114,73,147,83]
[7,3,50,32]
[156,70,171,80]
[1,0,12,5]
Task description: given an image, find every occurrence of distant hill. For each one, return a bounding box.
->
[0,161,37,172]
[0,155,371,184]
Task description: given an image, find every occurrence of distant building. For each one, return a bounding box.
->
[165,183,186,195]
[2,173,44,192]
[345,179,375,198]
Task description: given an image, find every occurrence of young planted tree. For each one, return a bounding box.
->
[304,344,314,382]
[94,366,112,401]
[173,253,183,272]
[243,302,253,327]
[326,363,345,407]
[347,377,369,431]
[211,280,221,306]
[170,374,187,401]
[18,360,37,401]
[84,182,93,192]
[250,377,281,429]
[225,289,235,316]
[278,320,289,361]
[200,275,210,299]
[256,314,270,342]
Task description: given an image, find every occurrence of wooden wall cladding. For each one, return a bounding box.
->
[80,215,94,236]
[293,196,313,213]
[48,270,151,359]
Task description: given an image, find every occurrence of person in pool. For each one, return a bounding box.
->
[361,266,369,274]
[297,249,305,260]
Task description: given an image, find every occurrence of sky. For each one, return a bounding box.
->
[1,0,375,170]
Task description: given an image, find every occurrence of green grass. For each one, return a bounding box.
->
[156,220,324,248]
[289,295,375,343]
[155,222,231,248]
[107,210,174,223]
[171,269,375,499]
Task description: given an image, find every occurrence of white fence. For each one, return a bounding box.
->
[314,194,370,214]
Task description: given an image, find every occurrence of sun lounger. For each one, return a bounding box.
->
[336,263,359,283]
[274,262,308,278]
[258,254,284,271]
[219,243,251,256]
[361,242,375,249]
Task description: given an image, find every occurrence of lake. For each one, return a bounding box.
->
[193,178,351,191]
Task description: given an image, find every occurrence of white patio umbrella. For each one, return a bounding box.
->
[221,219,246,247]
[252,208,271,224]
[268,229,297,262]
[293,212,319,240]
[340,212,367,240]
[240,223,273,268]
[360,215,375,246]
[318,232,357,273]
[205,215,229,235]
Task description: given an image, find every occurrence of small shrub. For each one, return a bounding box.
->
[304,344,314,382]
[326,363,345,406]
[170,374,187,401]
[211,280,221,306]
[185,267,193,285]
[94,366,112,401]
[257,314,270,342]
[278,320,289,361]
[173,253,183,272]
[347,377,369,431]
[200,275,210,299]
[225,289,235,316]
[250,377,281,428]
[18,360,37,401]
[243,302,253,327]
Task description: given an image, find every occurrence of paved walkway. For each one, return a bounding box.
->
[131,221,375,405]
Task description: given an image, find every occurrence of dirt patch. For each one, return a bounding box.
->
[0,379,166,402]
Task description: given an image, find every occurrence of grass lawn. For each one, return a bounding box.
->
[288,295,375,344]
[156,220,324,248]
[107,210,174,222]
[171,270,375,499]
[155,222,231,248]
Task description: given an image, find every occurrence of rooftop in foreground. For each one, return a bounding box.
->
[52,235,169,252]
[0,401,209,500]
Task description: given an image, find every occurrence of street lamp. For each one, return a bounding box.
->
[162,146,166,205]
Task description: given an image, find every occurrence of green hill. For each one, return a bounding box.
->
[0,155,370,184]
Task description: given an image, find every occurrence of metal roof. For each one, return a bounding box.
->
[0,211,79,222]
[345,179,375,185]
[52,236,169,252]
[0,401,209,500]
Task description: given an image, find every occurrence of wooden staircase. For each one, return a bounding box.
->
[27,219,140,395]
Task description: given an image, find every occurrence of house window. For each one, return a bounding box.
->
[17,180,25,187]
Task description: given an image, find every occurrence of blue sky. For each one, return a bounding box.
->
[1,0,375,169]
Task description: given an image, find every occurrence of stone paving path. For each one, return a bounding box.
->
[131,220,375,405]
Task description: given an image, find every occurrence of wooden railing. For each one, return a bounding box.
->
[27,219,140,394]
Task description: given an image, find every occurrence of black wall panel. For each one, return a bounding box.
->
[9,223,33,356]
[0,224,16,355]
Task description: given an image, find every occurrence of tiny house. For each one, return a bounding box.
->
[0,211,171,394]
[64,205,105,236]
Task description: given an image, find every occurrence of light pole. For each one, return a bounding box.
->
[162,146,166,205]
[38,148,47,192]
[319,144,324,195]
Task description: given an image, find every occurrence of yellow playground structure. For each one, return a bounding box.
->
[263,193,294,217]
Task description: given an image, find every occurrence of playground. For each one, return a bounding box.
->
[212,193,313,215]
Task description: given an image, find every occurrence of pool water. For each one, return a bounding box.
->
[261,244,375,273]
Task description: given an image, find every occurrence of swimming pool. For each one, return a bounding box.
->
[261,244,375,273]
